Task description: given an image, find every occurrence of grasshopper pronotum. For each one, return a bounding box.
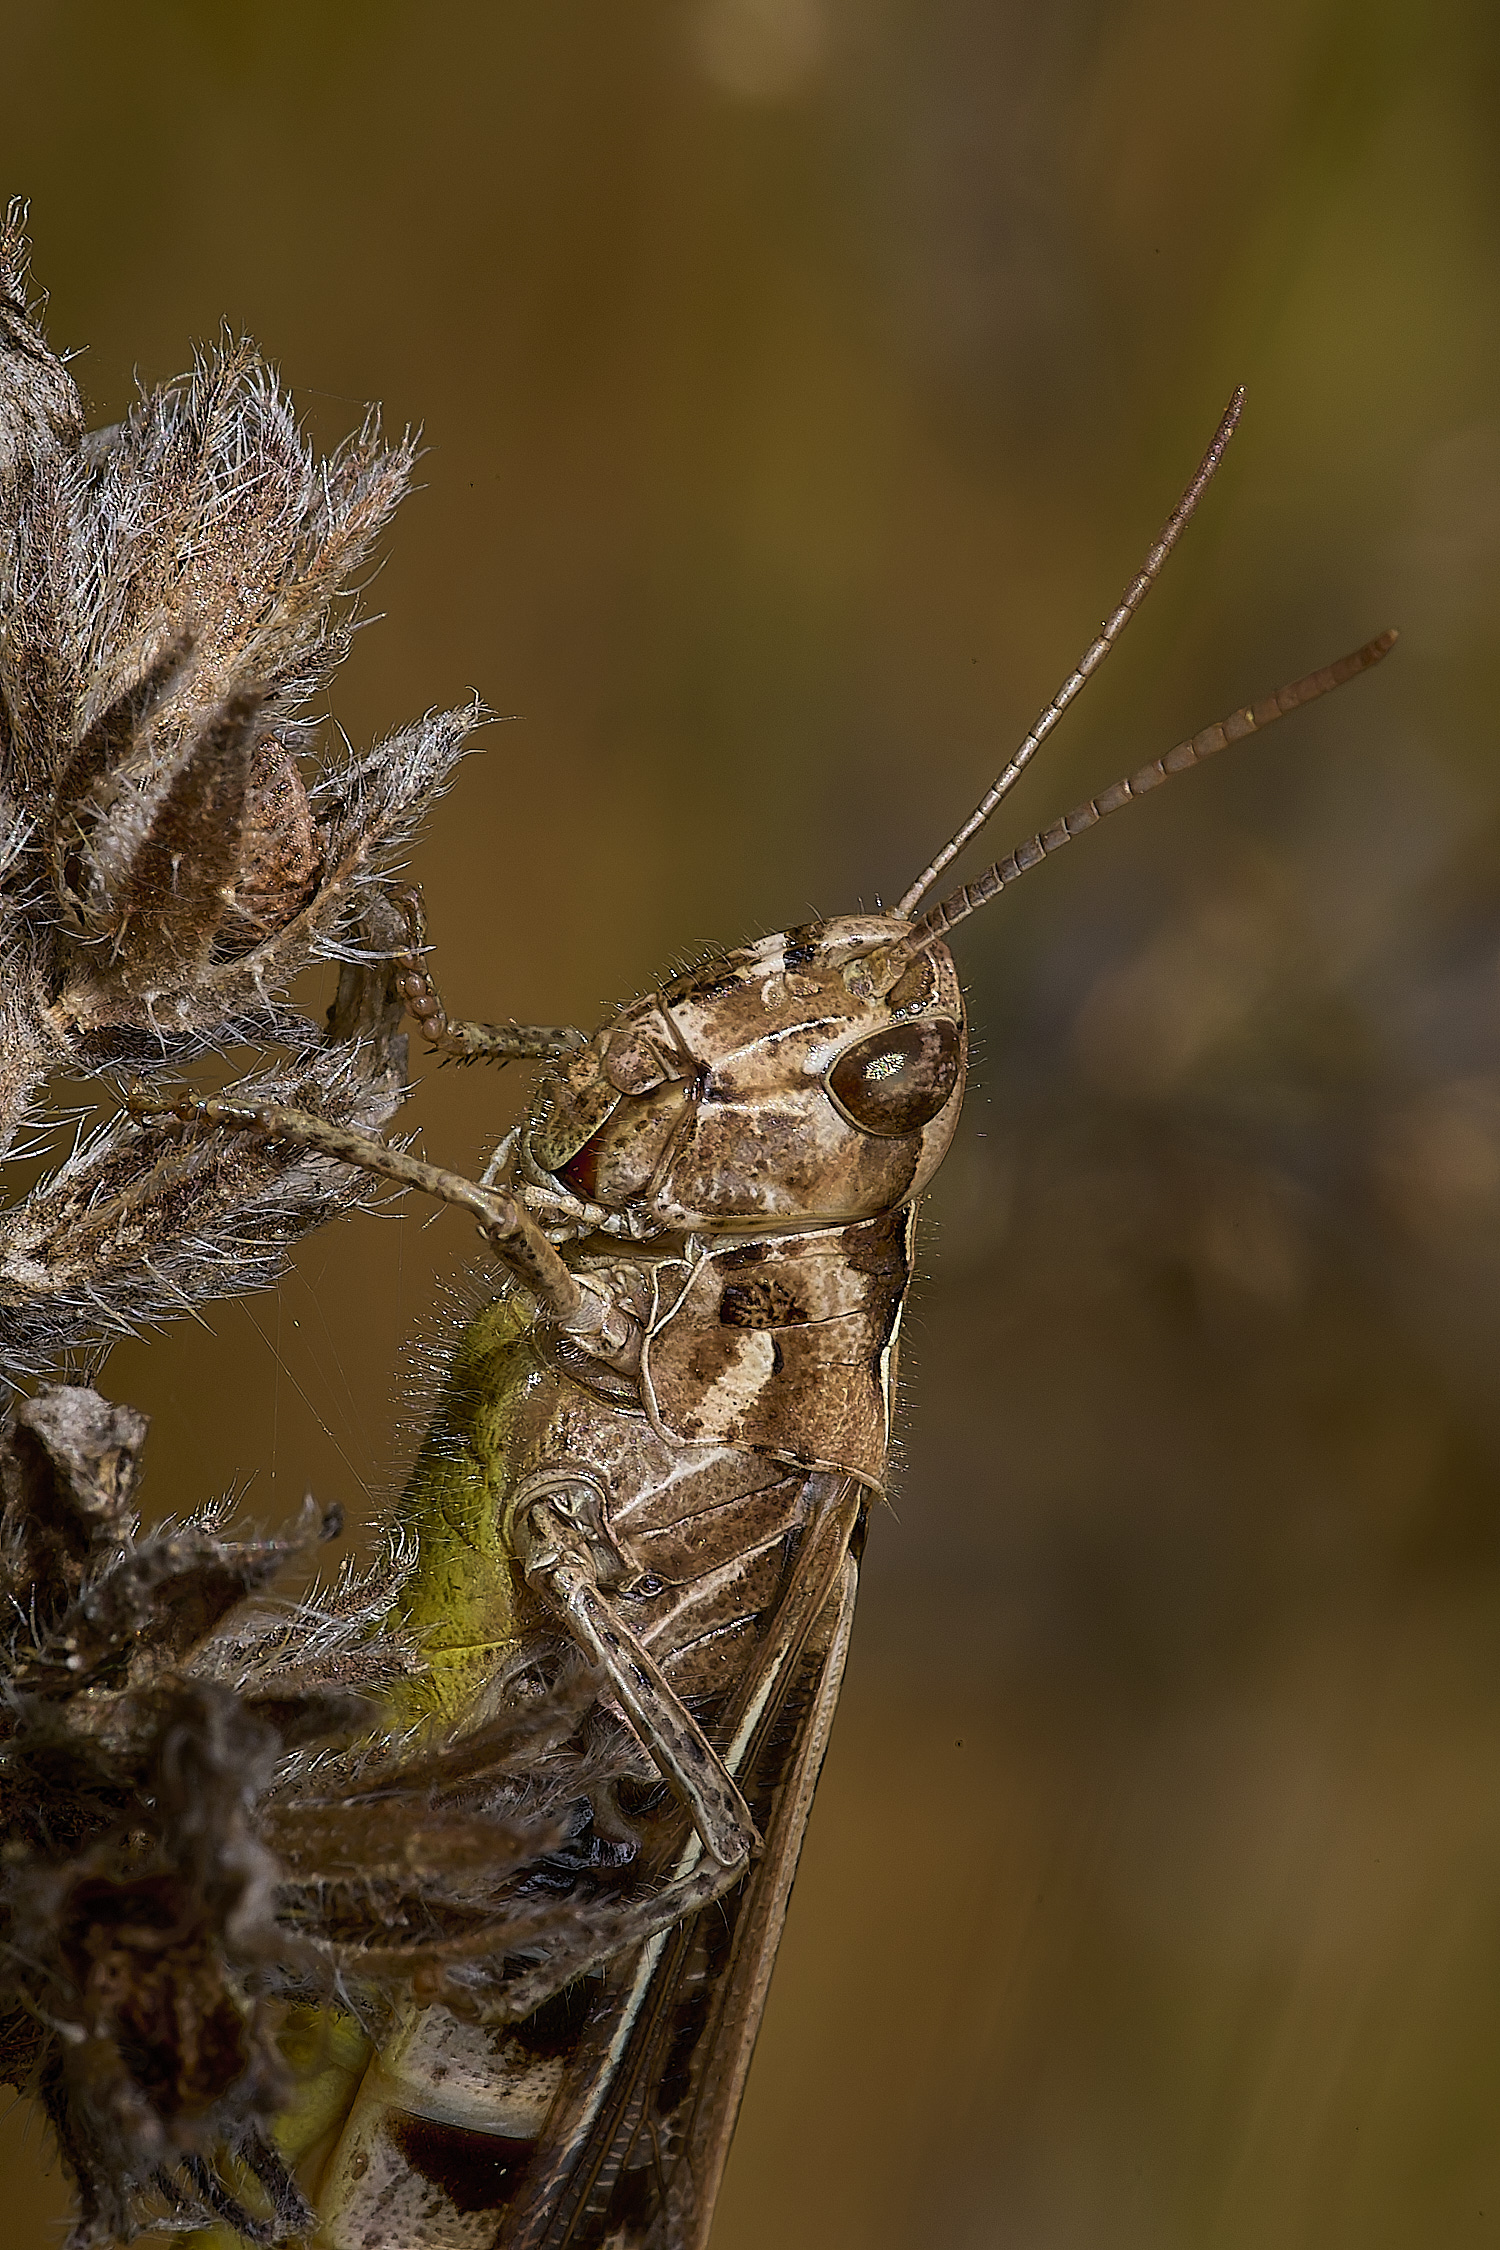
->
[134,392,1393,2250]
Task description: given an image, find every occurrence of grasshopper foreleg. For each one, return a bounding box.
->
[125,1090,640,1360]
[393,885,585,1064]
[509,1481,759,1869]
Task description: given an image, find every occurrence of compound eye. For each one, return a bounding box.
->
[826,1018,962,1138]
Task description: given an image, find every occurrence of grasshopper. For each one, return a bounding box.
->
[135,392,1393,2250]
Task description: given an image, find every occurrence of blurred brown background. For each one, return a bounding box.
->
[5,0,1500,2243]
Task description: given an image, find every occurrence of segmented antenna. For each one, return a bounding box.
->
[895,389,1246,919]
[902,629,1397,952]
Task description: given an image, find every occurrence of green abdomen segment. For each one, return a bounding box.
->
[387,1291,540,1727]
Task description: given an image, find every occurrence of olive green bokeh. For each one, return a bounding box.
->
[5,1,1500,2243]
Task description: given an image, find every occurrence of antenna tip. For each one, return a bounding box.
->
[1207,389,1246,455]
[1335,627,1398,684]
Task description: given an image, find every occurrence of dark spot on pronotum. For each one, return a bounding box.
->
[385,2113,535,2213]
[719,1276,807,1328]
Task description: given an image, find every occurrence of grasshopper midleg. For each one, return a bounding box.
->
[389,887,588,1068]
[130,395,1394,2250]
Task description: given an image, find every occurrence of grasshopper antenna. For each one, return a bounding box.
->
[900,629,1397,952]
[895,388,1245,919]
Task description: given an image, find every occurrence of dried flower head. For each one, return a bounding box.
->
[0,203,485,1380]
[0,223,674,2247]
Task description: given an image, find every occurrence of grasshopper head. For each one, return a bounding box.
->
[524,914,966,1234]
